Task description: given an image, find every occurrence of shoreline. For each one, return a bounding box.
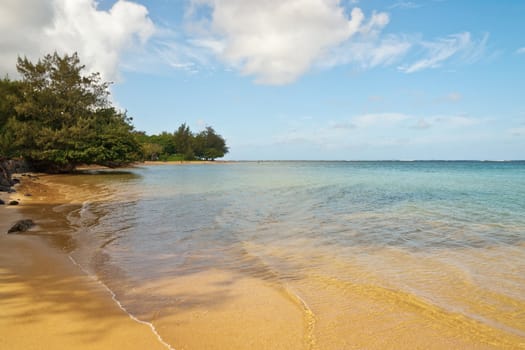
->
[72,160,236,172]
[0,175,168,350]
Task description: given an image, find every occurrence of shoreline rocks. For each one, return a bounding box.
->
[7,219,35,234]
[0,159,31,193]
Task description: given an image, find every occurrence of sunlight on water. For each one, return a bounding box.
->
[58,162,525,349]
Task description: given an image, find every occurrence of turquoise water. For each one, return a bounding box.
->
[65,161,525,348]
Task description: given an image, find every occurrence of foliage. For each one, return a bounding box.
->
[193,126,229,160]
[137,124,229,161]
[173,123,194,160]
[2,52,141,171]
[0,78,22,157]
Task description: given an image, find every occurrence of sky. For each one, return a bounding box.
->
[1,0,524,160]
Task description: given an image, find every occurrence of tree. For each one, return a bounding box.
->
[6,52,141,172]
[173,123,194,160]
[0,77,22,156]
[141,142,164,160]
[150,131,176,155]
[194,126,228,160]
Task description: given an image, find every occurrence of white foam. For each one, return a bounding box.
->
[68,255,176,350]
[79,200,91,217]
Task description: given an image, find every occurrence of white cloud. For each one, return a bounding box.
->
[398,32,488,73]
[389,2,422,9]
[445,92,462,102]
[413,118,431,129]
[187,0,389,84]
[352,113,410,127]
[411,115,481,129]
[508,127,525,136]
[159,2,491,83]
[432,115,479,127]
[0,0,154,81]
[517,47,525,54]
[323,33,412,69]
[436,92,463,103]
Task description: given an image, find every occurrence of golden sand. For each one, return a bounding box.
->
[0,178,167,350]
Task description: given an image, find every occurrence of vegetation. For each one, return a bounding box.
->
[0,53,141,172]
[0,52,229,172]
[136,123,229,161]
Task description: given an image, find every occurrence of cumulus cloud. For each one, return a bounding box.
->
[154,1,492,83]
[187,0,390,84]
[0,0,154,80]
[179,2,489,83]
[398,32,488,73]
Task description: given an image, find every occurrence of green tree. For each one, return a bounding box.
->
[7,52,141,172]
[173,123,194,160]
[194,126,228,160]
[150,131,176,155]
[0,77,22,156]
[141,142,164,160]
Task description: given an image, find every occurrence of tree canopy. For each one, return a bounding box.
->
[139,124,229,161]
[1,52,142,172]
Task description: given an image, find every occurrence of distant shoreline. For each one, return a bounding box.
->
[141,160,236,165]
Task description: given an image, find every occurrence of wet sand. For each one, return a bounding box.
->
[0,178,167,350]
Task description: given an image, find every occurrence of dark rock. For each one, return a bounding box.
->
[0,199,4,205]
[0,159,32,193]
[24,193,32,197]
[7,219,35,234]
[8,200,19,205]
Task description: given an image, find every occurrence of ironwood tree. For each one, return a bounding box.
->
[6,52,142,172]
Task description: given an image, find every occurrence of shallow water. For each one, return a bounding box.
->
[46,162,525,348]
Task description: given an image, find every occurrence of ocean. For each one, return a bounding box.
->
[42,161,525,349]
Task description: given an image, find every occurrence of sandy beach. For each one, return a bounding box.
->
[0,177,168,350]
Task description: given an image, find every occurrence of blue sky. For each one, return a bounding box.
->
[1,0,524,160]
